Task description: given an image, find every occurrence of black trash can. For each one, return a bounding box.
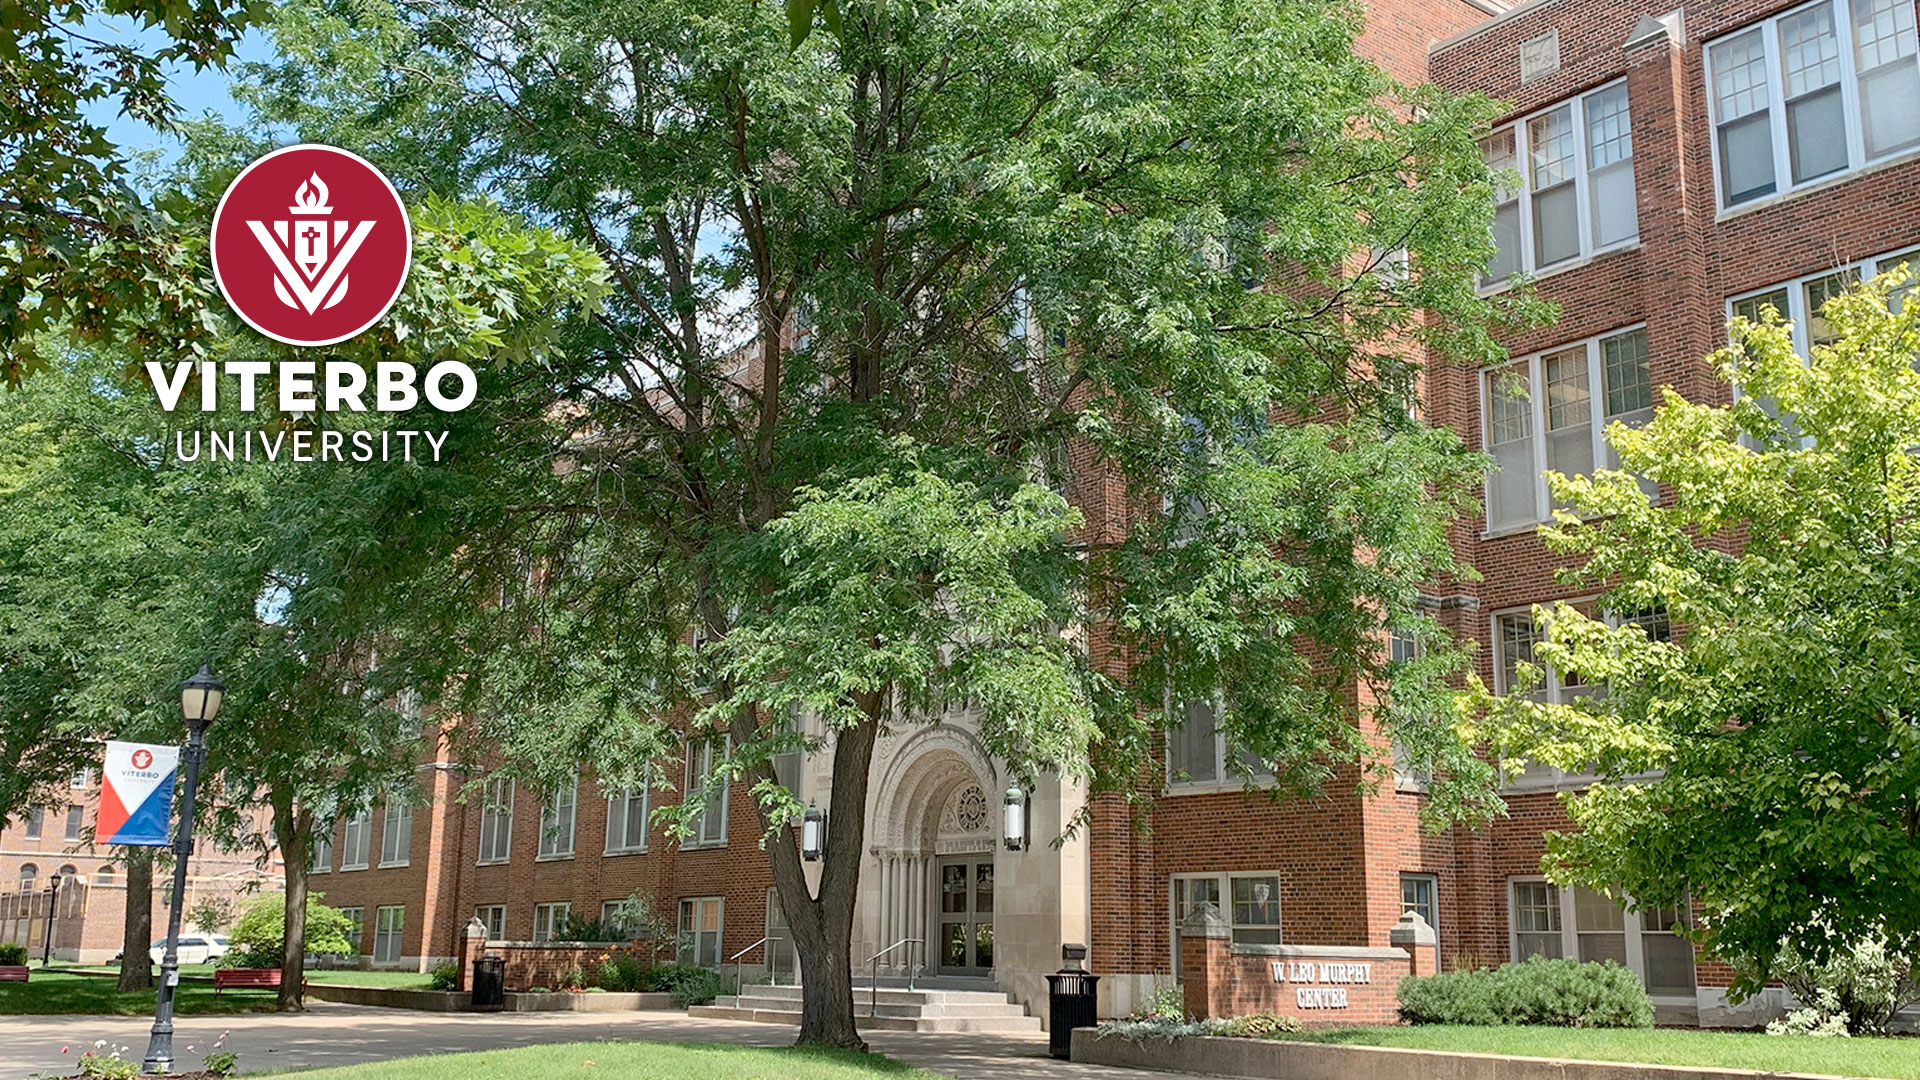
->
[1046,969,1100,1060]
[471,954,506,1012]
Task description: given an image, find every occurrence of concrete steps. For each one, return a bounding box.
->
[689,982,1041,1033]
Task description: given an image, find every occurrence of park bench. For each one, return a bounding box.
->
[0,967,29,982]
[213,968,281,995]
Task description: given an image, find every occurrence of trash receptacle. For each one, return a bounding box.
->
[1046,968,1099,1060]
[471,954,505,1012]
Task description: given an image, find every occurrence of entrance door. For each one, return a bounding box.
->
[936,856,994,974]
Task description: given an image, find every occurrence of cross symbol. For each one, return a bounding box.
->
[300,224,324,246]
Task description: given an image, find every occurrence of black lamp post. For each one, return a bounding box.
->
[143,660,223,1075]
[40,872,62,966]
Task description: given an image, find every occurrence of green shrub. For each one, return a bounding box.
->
[665,967,725,1007]
[644,963,712,994]
[220,892,357,969]
[597,952,647,992]
[0,943,27,965]
[428,961,460,991]
[1398,957,1653,1028]
[1764,923,1920,1036]
[202,1050,240,1076]
[76,1050,139,1080]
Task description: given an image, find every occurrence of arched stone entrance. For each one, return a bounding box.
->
[865,726,998,977]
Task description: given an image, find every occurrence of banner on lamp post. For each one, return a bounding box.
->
[98,741,181,847]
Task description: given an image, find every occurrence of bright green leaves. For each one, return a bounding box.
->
[786,0,842,48]
[1454,269,1920,993]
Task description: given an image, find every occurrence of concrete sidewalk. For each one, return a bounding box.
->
[0,1004,1126,1079]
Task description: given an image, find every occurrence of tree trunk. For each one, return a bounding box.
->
[270,788,310,1011]
[116,849,154,992]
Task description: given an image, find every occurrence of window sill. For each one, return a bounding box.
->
[1477,240,1642,297]
[604,847,649,857]
[475,858,510,867]
[339,864,369,873]
[536,852,575,862]
[1163,779,1277,797]
[678,841,728,851]
[377,860,409,869]
[1715,147,1920,224]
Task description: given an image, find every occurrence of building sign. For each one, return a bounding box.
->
[97,741,181,847]
[1271,959,1373,1009]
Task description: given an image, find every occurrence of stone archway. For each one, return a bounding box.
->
[866,726,998,976]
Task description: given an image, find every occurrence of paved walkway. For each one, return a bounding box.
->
[0,1005,1124,1079]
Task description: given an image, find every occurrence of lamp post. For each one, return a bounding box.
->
[801,802,825,862]
[40,873,62,966]
[1003,784,1029,852]
[143,661,223,1076]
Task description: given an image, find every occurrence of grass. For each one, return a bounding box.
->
[1277,1025,1920,1078]
[302,969,438,990]
[0,971,282,1015]
[271,1042,942,1080]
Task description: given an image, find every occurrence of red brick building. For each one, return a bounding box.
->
[304,0,1920,1032]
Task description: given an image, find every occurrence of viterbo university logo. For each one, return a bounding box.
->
[211,144,412,347]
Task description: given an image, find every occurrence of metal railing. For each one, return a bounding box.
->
[862,937,923,1016]
[727,935,788,996]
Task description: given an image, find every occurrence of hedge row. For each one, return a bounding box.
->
[1397,956,1653,1028]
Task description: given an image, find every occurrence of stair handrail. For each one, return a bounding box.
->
[727,934,785,995]
[862,936,923,1016]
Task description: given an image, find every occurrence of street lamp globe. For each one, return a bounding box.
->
[179,661,225,732]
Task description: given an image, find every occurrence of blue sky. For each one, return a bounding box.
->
[85,15,276,164]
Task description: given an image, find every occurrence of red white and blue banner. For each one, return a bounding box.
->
[98,741,180,847]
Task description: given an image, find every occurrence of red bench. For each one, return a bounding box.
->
[213,968,281,996]
[0,966,29,982]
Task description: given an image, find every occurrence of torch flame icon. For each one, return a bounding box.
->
[244,169,377,315]
[289,174,332,215]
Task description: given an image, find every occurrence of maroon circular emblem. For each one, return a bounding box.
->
[131,749,153,770]
[210,144,412,347]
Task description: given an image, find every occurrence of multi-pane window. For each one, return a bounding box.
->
[1166,697,1274,788]
[70,768,92,789]
[1708,0,1920,208]
[373,906,404,963]
[765,888,798,984]
[772,704,805,797]
[380,799,412,867]
[475,904,506,939]
[1494,604,1670,788]
[1401,874,1439,938]
[18,864,36,891]
[1169,872,1285,974]
[1730,247,1920,360]
[679,897,724,968]
[24,807,43,840]
[539,775,577,859]
[310,824,334,874]
[341,809,372,870]
[1510,881,1697,997]
[64,804,83,841]
[606,784,650,854]
[601,899,637,938]
[1481,81,1638,286]
[339,906,365,952]
[478,776,514,864]
[684,738,729,848]
[1483,328,1654,531]
[532,901,570,943]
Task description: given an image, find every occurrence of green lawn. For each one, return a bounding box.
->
[1279,1025,1920,1078]
[0,971,282,1015]
[302,969,437,990]
[273,1042,940,1080]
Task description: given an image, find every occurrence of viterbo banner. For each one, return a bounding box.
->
[98,741,182,847]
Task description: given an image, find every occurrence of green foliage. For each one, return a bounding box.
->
[1396,957,1653,1028]
[74,1050,140,1080]
[1765,922,1920,1036]
[220,893,356,968]
[665,966,725,1007]
[201,1050,241,1076]
[1455,269,1920,999]
[0,943,27,965]
[1131,983,1187,1021]
[188,897,232,937]
[595,952,648,993]
[427,962,460,991]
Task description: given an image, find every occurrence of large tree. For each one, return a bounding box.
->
[1460,267,1920,1002]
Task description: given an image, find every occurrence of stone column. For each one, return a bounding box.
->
[1177,903,1232,1020]
[457,917,487,993]
[1390,911,1438,977]
[908,856,925,972]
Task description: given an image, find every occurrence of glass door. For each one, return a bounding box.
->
[936,856,994,974]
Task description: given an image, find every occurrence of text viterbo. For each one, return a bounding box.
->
[144,360,478,413]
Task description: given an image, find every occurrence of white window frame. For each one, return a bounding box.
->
[338,906,365,952]
[538,774,578,860]
[379,798,412,868]
[1492,603,1670,789]
[678,896,724,968]
[478,776,514,865]
[475,904,506,940]
[1401,873,1441,968]
[310,824,334,874]
[1168,871,1284,975]
[1508,878,1696,1001]
[63,803,83,841]
[683,737,729,849]
[70,768,92,789]
[1480,79,1640,290]
[1164,696,1276,792]
[1728,245,1920,358]
[605,783,651,855]
[1707,0,1920,212]
[1481,325,1654,535]
[533,901,570,943]
[340,809,372,871]
[373,905,405,964]
[23,806,43,840]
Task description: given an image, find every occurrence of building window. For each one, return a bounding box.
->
[532,901,570,943]
[772,704,805,797]
[24,806,43,840]
[380,799,412,867]
[538,775,577,860]
[339,906,365,952]
[606,784,650,854]
[1481,80,1638,287]
[601,899,637,938]
[373,906,404,963]
[1482,328,1653,532]
[478,776,514,864]
[765,888,798,984]
[1509,880,1697,998]
[70,768,92,789]
[310,823,334,874]
[1708,0,1920,209]
[341,809,372,871]
[18,864,36,892]
[678,897,723,967]
[1401,873,1440,960]
[1169,872,1284,974]
[1389,631,1434,790]
[1166,698,1273,788]
[95,865,117,886]
[1731,247,1920,358]
[475,905,506,939]
[63,804,83,841]
[683,739,728,848]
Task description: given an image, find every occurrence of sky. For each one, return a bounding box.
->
[84,15,277,167]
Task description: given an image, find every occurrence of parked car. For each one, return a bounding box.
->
[144,935,231,965]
